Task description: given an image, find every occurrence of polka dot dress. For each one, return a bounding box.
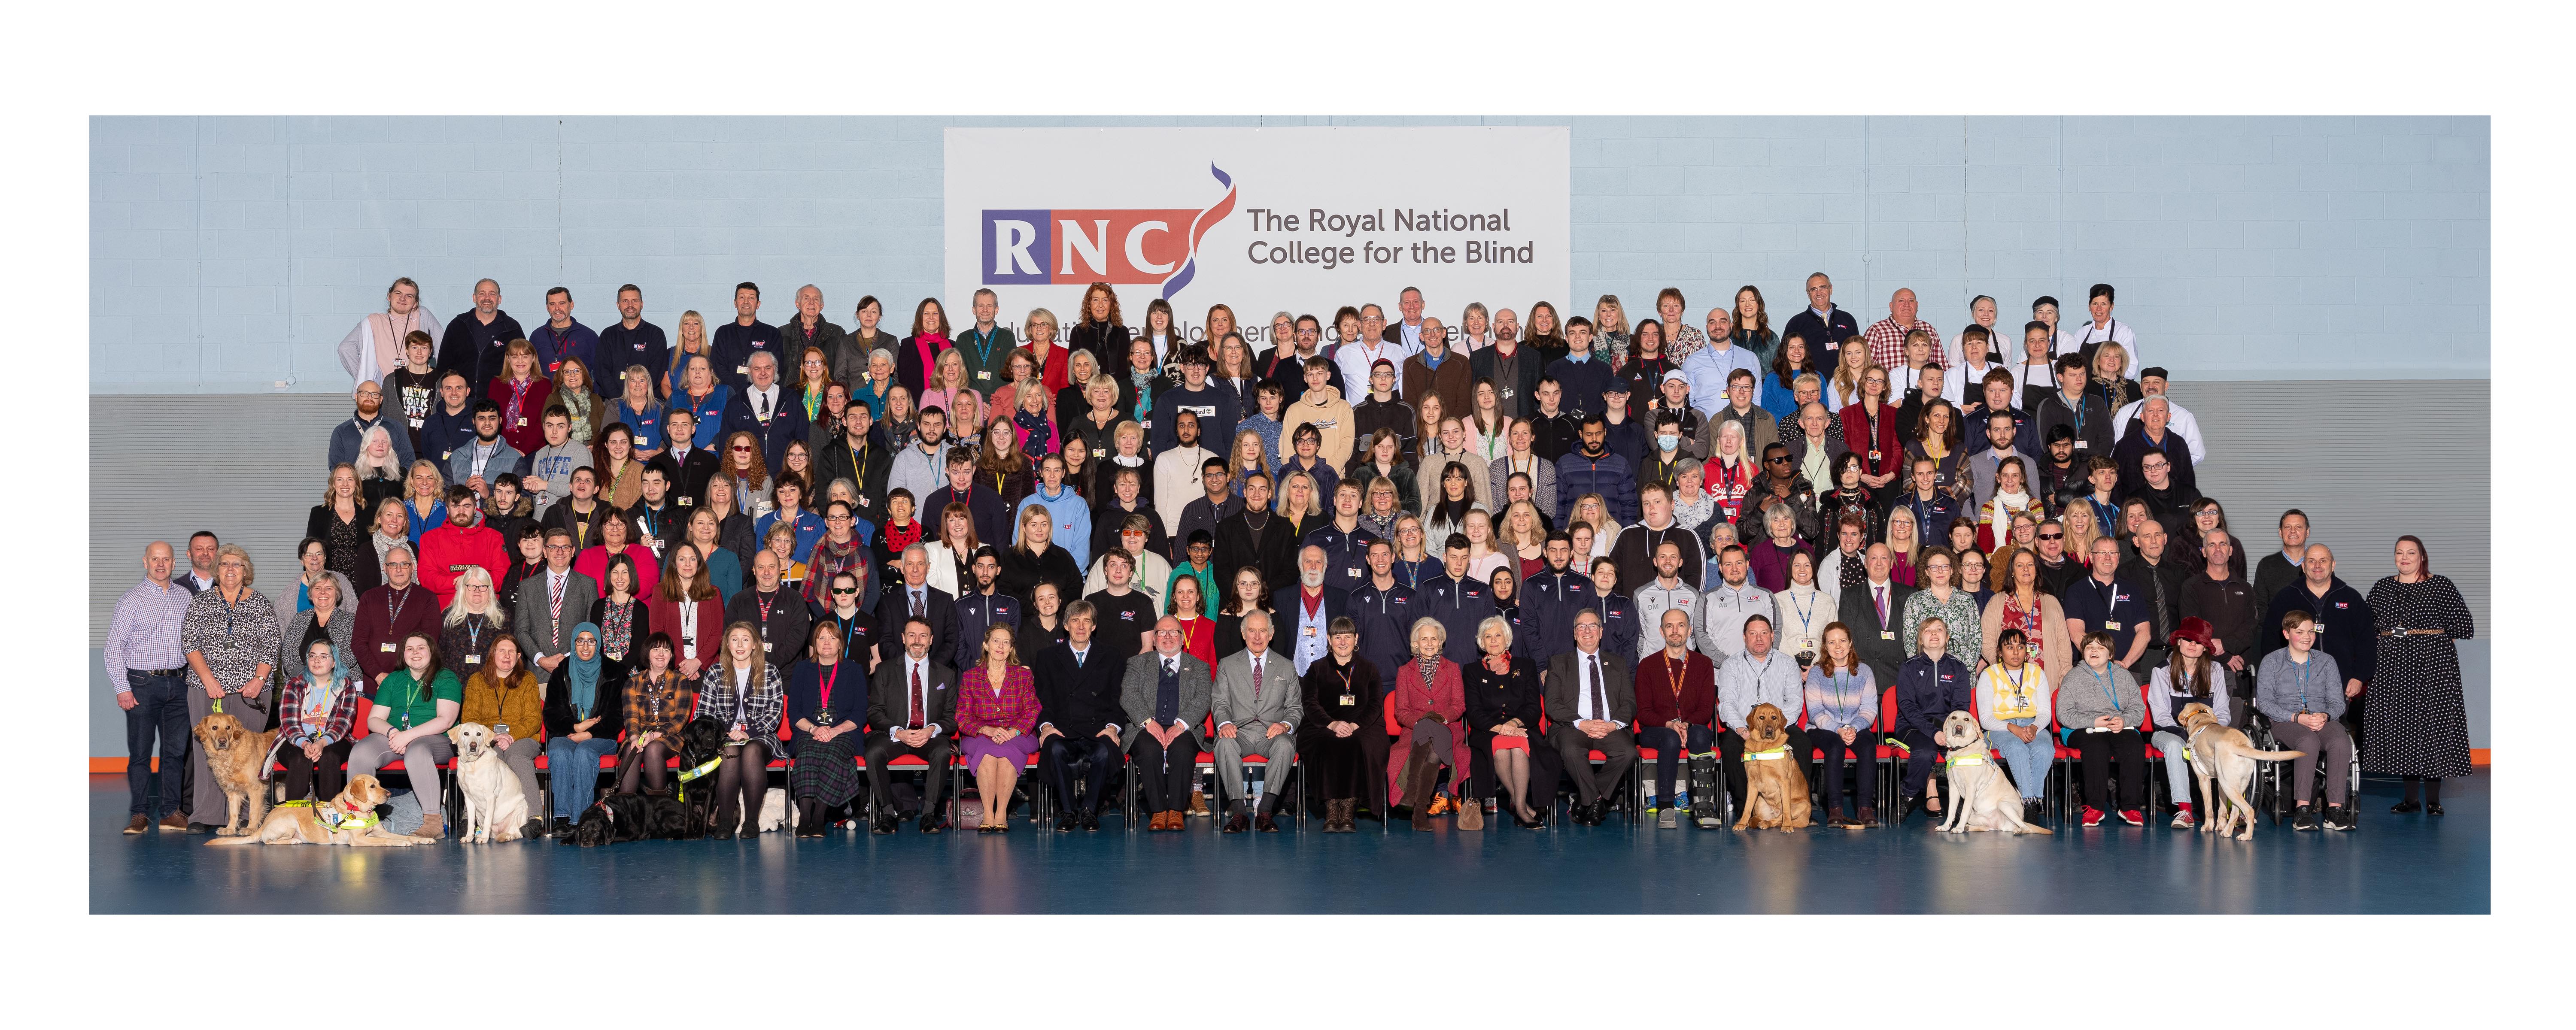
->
[2363,575,2475,779]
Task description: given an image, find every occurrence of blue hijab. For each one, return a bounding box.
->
[566,622,603,717]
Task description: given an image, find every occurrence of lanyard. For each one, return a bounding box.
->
[2085,665,2122,716]
[817,662,840,715]
[1827,669,1862,717]
[1662,652,1689,701]
[385,586,411,627]
[216,588,246,638]
[1787,588,1817,630]
[2290,654,2316,712]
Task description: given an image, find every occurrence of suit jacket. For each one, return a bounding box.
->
[868,654,960,736]
[1543,647,1638,728]
[874,584,961,665]
[650,446,721,512]
[1030,640,1126,737]
[511,569,598,666]
[1118,650,1213,748]
[721,386,812,473]
[1837,579,1920,686]
[1212,647,1304,732]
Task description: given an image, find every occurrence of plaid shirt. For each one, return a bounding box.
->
[623,671,696,740]
[1862,318,1941,372]
[105,577,192,690]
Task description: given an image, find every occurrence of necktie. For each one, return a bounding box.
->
[757,391,770,421]
[908,663,924,729]
[1874,585,1887,625]
[1587,654,1606,721]
[911,590,924,618]
[1252,656,1264,702]
[549,575,565,626]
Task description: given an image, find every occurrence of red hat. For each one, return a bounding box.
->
[2168,616,2215,651]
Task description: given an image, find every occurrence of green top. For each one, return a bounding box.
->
[374,669,462,731]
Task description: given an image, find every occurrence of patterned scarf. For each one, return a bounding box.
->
[1416,655,1442,688]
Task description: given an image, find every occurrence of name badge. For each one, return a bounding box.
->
[2074,441,2090,451]
[762,642,773,652]
[1304,627,1318,636]
[1339,694,1356,707]
[2104,621,2121,630]
[465,654,482,664]
[408,417,423,429]
[1880,631,1896,641]
[678,497,693,506]
[736,365,750,376]
[380,642,397,652]
[516,418,529,427]
[976,371,992,381]
[547,362,562,373]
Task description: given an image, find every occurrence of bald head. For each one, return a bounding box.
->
[142,541,174,584]
[2303,544,2335,587]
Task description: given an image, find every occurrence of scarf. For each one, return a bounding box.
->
[1416,655,1442,688]
[1015,408,1051,457]
[565,623,603,718]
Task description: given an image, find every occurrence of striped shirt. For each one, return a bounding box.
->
[105,577,192,692]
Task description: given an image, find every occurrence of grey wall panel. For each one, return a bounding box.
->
[2170,379,2487,625]
[89,393,346,643]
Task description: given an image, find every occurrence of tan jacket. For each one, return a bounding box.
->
[1278,391,1357,468]
[459,670,545,738]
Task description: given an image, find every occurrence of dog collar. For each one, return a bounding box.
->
[1747,748,1788,760]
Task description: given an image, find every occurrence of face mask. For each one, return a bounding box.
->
[1656,434,1681,452]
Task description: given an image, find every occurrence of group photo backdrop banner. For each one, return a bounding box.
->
[943,126,1570,346]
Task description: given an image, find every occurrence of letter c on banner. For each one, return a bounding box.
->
[1125,221,1173,275]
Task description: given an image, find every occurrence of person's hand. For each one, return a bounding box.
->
[727,725,750,742]
[2226,655,2245,673]
[1037,725,1061,742]
[204,682,226,700]
[2300,712,2327,732]
[492,733,514,750]
[1217,723,1239,739]
[115,693,137,712]
[2345,679,2364,698]
[679,658,703,679]
[1839,727,1859,745]
[240,679,262,700]
[375,671,390,686]
[2010,724,2037,744]
[1932,730,1949,747]
[303,741,324,762]
[522,476,549,493]
[569,730,592,743]
[1667,718,1688,733]
[1266,722,1290,739]
[1095,727,1120,742]
[995,727,1020,743]
[2093,715,2117,730]
[539,654,567,672]
[386,733,410,755]
[575,716,600,733]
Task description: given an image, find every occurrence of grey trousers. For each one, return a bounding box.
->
[2269,719,2353,805]
[493,737,542,816]
[187,688,273,823]
[348,733,457,812]
[1215,721,1297,806]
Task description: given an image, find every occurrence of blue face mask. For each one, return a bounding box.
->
[1656,434,1681,452]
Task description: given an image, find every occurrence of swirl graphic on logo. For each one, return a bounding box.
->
[1161,163,1236,300]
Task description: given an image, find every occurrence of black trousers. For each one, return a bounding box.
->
[1805,727,1876,816]
[2069,728,2146,811]
[276,739,357,805]
[1636,724,1715,801]
[865,732,955,818]
[1545,724,1635,806]
[1128,729,1202,813]
[1897,727,1941,796]
[1040,733,1122,815]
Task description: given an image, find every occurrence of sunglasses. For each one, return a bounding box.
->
[1764,455,1791,464]
[731,445,754,452]
[2037,533,2064,540]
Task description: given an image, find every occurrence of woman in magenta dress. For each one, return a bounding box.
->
[957,623,1041,833]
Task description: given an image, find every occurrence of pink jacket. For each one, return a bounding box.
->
[1386,657,1471,800]
[958,664,1041,736]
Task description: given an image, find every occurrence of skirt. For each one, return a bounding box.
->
[959,732,1039,772]
[786,734,866,807]
[1491,736,1529,752]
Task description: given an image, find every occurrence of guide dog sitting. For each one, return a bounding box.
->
[1936,711,2051,835]
[1732,703,1813,831]
[448,722,529,843]
[191,711,279,837]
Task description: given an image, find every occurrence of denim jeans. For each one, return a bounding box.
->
[1988,722,2055,800]
[544,736,620,820]
[124,671,190,818]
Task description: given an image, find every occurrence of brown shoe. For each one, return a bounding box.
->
[158,812,189,833]
[410,818,445,839]
[1458,796,1485,831]
[124,814,149,835]
[1849,807,1875,827]
[1187,791,1210,817]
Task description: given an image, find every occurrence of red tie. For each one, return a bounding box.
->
[909,663,925,730]
[1874,585,1887,625]
[549,575,565,626]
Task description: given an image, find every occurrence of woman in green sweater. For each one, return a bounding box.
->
[344,631,463,839]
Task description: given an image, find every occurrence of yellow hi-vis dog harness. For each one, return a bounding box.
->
[1746,747,1789,761]
[674,757,723,801]
[277,797,380,831]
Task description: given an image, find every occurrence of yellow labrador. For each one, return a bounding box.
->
[204,776,428,847]
[448,722,528,843]
[191,711,278,837]
[1936,712,2050,835]
[2178,702,2305,841]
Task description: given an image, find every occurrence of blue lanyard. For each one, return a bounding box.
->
[2290,655,2316,712]
[2085,665,2121,715]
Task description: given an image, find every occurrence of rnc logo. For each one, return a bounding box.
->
[981,164,1238,300]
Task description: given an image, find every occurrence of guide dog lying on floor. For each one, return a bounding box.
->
[204,775,430,847]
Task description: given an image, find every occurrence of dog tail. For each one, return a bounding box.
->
[2235,745,2307,762]
[203,835,259,847]
[2014,821,2055,836]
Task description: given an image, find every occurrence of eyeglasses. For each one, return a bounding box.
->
[731,445,754,452]
[831,587,858,594]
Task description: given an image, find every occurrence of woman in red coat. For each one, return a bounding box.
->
[1388,617,1473,829]
[488,339,556,455]
[1838,364,1902,505]
[647,542,727,682]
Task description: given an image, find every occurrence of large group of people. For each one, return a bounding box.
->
[105,273,2477,841]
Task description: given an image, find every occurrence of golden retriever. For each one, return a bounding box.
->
[191,711,279,837]
[204,775,429,847]
[448,722,528,843]
[1732,703,1813,831]
[2178,702,2305,841]
[1936,711,2052,835]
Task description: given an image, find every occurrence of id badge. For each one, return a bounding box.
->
[976,371,992,381]
[762,642,773,652]
[736,365,750,377]
[2104,621,2121,630]
[1880,630,1896,641]
[516,418,529,427]
[1339,694,1356,707]
[465,654,482,664]
[380,642,396,653]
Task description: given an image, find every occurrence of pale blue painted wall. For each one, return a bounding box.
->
[91,115,2487,394]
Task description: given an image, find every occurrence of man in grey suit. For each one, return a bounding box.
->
[512,527,596,674]
[1963,409,2032,514]
[1543,609,1638,826]
[1121,617,1213,831]
[1212,611,1303,833]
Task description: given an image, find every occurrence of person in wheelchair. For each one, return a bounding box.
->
[2256,609,2357,831]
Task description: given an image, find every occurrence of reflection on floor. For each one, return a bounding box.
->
[89,772,2487,915]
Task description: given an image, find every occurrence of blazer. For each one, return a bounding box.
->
[873,584,961,666]
[1117,650,1213,748]
[1029,640,1126,737]
[1836,579,1919,687]
[1543,647,1637,727]
[511,569,599,666]
[868,654,960,737]
[1212,648,1304,732]
[644,595,726,670]
[957,664,1043,738]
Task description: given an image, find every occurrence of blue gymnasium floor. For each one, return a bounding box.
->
[89,772,2488,915]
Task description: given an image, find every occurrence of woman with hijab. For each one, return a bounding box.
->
[541,624,627,834]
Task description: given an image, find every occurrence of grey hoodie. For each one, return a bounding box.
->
[524,441,592,519]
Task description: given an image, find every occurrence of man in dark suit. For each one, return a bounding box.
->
[720,350,811,472]
[864,616,959,834]
[1121,617,1214,831]
[1030,601,1125,831]
[1543,609,1638,826]
[1270,545,1351,676]
[1837,544,1918,687]
[650,407,720,510]
[873,544,960,667]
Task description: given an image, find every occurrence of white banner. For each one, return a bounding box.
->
[943,126,1569,351]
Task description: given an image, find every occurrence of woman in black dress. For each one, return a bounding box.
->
[1464,613,1547,828]
[1297,618,1383,832]
[1214,566,1273,663]
[2366,535,2475,815]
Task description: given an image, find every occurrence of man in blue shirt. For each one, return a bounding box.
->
[531,287,598,381]
[2060,538,2151,670]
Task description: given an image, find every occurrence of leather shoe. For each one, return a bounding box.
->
[709,826,736,840]
[1255,812,1280,833]
[158,813,188,833]
[870,815,897,835]
[520,818,548,840]
[124,814,149,835]
[1586,800,1608,825]
[1223,812,1250,833]
[186,822,218,835]
[1080,812,1100,831]
[1055,812,1079,832]
[918,813,948,834]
